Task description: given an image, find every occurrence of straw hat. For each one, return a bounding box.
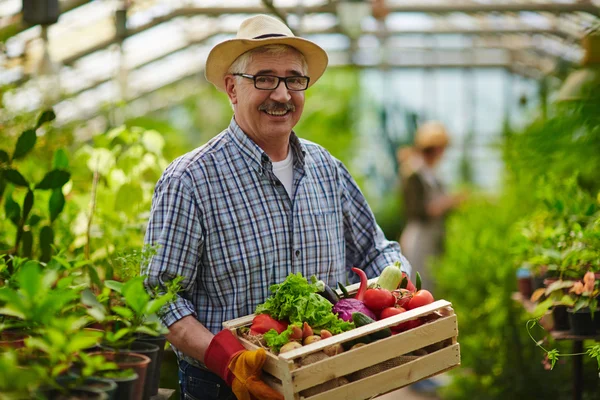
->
[414,121,450,149]
[205,14,329,92]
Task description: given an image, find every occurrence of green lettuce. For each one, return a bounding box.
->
[255,273,354,335]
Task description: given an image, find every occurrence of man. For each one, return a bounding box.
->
[144,14,411,400]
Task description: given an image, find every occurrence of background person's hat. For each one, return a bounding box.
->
[415,121,450,149]
[205,14,329,92]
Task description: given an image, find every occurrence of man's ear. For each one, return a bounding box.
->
[224,76,238,104]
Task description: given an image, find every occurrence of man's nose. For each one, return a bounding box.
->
[270,80,292,102]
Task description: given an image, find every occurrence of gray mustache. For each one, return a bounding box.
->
[258,102,295,112]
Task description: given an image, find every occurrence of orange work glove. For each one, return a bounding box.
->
[205,330,283,400]
[229,348,283,400]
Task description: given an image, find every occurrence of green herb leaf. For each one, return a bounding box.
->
[49,188,65,222]
[36,170,70,190]
[4,169,29,187]
[52,149,69,169]
[12,129,36,160]
[36,109,56,129]
[0,150,10,164]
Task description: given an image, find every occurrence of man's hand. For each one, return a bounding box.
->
[205,329,283,400]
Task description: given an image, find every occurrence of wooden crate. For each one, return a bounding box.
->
[223,280,460,400]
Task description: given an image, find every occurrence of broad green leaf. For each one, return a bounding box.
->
[104,280,123,293]
[145,294,173,315]
[3,169,29,187]
[123,278,150,315]
[87,307,106,322]
[28,214,41,226]
[532,298,554,318]
[16,261,42,299]
[135,326,160,336]
[112,327,133,341]
[22,189,34,221]
[49,188,65,222]
[81,288,104,308]
[67,335,101,353]
[111,305,134,319]
[39,225,54,262]
[0,305,26,319]
[20,230,33,258]
[36,109,56,129]
[115,183,143,214]
[24,337,51,354]
[36,170,70,190]
[52,148,69,169]
[56,275,75,289]
[0,150,9,164]
[4,192,21,226]
[12,129,36,160]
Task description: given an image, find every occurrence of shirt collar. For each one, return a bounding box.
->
[228,117,306,171]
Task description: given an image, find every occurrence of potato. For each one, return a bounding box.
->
[323,343,344,357]
[303,335,321,346]
[279,341,303,354]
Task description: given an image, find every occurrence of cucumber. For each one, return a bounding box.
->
[352,312,392,341]
[343,312,392,350]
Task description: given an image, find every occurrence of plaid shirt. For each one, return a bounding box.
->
[144,118,410,359]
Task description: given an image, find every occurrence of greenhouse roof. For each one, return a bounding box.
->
[0,0,598,124]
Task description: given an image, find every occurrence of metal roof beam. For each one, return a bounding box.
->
[0,0,93,42]
[189,3,600,17]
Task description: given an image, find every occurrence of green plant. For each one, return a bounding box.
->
[526,320,600,371]
[0,109,70,262]
[93,274,181,349]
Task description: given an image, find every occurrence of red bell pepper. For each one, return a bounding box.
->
[249,314,289,335]
[351,267,368,301]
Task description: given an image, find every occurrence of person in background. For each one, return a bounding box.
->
[398,121,466,292]
[143,14,411,400]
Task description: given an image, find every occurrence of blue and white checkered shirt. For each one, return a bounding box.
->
[144,118,410,351]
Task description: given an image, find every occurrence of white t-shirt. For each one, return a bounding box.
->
[272,149,294,198]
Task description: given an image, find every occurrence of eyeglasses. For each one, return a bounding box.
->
[232,73,310,91]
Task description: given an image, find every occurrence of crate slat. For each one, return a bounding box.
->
[290,314,457,392]
[279,300,452,361]
[301,344,461,400]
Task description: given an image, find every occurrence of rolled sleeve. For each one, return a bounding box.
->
[338,160,412,280]
[143,174,204,327]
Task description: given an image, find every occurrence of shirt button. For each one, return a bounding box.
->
[295,249,301,257]
[274,180,281,186]
[261,154,269,163]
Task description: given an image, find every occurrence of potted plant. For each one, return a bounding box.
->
[87,275,180,400]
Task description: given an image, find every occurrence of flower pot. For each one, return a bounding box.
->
[567,308,596,336]
[37,386,108,399]
[89,351,150,400]
[100,342,160,400]
[134,334,167,397]
[97,370,138,400]
[81,377,118,400]
[552,306,571,331]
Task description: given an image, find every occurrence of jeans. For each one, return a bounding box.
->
[178,360,235,400]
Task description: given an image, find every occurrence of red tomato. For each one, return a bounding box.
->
[398,318,423,332]
[406,290,434,310]
[380,306,423,332]
[393,288,412,309]
[379,306,406,332]
[363,288,396,312]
